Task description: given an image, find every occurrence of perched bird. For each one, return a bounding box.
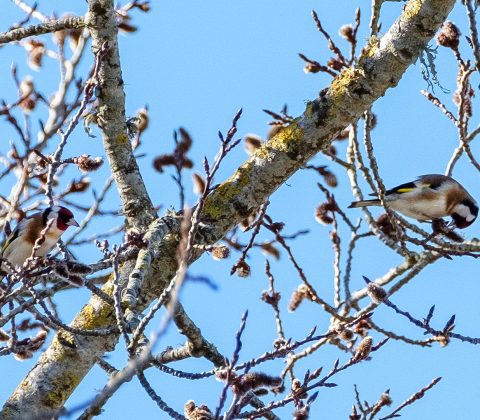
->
[1,205,79,272]
[349,174,478,229]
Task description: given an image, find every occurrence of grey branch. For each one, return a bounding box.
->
[0,16,85,45]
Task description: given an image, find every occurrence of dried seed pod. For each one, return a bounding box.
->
[234,261,251,278]
[184,400,213,420]
[211,245,230,260]
[436,21,461,50]
[261,290,281,306]
[367,281,387,303]
[353,336,373,361]
[315,203,334,225]
[288,284,315,312]
[74,155,104,173]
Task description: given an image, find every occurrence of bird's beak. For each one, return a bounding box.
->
[67,218,80,227]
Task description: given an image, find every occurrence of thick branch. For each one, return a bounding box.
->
[1,0,456,417]
[85,0,156,230]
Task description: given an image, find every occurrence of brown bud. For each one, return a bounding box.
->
[288,284,315,312]
[244,134,263,155]
[353,336,373,361]
[19,77,36,112]
[181,157,194,169]
[335,127,351,140]
[153,154,175,172]
[337,327,354,342]
[0,329,10,341]
[304,62,322,74]
[66,178,91,193]
[339,24,354,43]
[436,21,461,49]
[376,213,396,237]
[354,319,371,337]
[14,350,34,361]
[118,20,138,33]
[74,155,104,173]
[261,290,281,306]
[211,245,230,260]
[192,172,206,195]
[367,281,387,303]
[291,378,307,399]
[328,145,337,155]
[261,243,280,259]
[234,261,251,278]
[315,203,334,225]
[379,391,392,406]
[19,97,37,113]
[25,40,45,71]
[293,406,309,420]
[327,58,344,71]
[184,400,213,420]
[177,127,193,154]
[137,2,151,12]
[323,171,338,188]
[53,29,66,46]
[267,124,282,140]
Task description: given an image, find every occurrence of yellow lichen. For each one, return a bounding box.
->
[253,146,273,161]
[329,67,363,98]
[327,67,365,118]
[74,301,113,330]
[361,35,380,59]
[267,121,304,153]
[203,163,253,220]
[41,371,82,408]
[116,132,129,144]
[403,0,423,20]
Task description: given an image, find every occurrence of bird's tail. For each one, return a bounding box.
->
[348,199,381,208]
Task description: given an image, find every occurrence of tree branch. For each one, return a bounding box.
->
[0,16,85,45]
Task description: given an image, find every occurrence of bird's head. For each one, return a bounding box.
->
[451,198,479,229]
[44,206,79,231]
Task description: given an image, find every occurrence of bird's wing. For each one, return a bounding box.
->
[1,219,26,256]
[383,181,418,195]
[415,174,451,190]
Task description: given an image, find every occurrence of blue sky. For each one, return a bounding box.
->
[1,1,480,418]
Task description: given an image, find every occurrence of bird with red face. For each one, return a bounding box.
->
[1,206,79,273]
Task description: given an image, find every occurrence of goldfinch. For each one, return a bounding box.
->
[1,206,79,272]
[349,174,478,229]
